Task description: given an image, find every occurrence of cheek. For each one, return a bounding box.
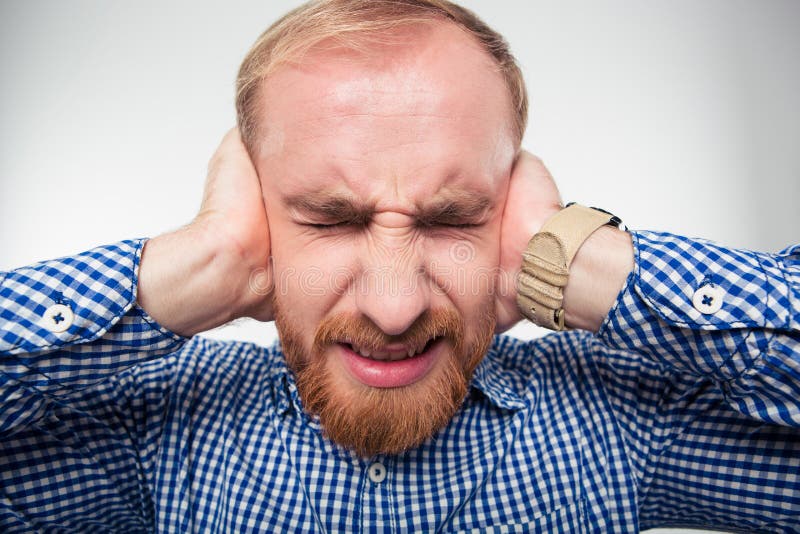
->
[272,242,357,308]
[425,235,500,307]
[272,255,350,358]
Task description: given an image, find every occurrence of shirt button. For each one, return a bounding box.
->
[367,462,387,484]
[42,303,74,333]
[692,283,724,314]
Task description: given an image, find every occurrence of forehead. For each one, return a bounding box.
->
[256,22,515,202]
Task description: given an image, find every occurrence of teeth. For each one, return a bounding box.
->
[349,340,433,361]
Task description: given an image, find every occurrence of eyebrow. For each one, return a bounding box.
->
[283,190,493,225]
[284,193,372,223]
[416,192,493,226]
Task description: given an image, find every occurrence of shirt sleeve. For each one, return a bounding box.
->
[594,230,800,531]
[600,230,800,427]
[0,240,186,433]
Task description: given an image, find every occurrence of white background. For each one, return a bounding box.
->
[1,2,798,532]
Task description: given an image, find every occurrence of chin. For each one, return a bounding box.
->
[297,343,471,456]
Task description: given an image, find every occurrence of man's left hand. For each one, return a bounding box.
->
[495,151,562,333]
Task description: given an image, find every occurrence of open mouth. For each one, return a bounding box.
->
[342,337,438,362]
[336,338,443,388]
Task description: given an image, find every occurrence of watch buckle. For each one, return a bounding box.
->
[554,308,566,331]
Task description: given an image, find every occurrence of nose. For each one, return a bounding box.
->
[355,235,431,336]
[356,267,430,335]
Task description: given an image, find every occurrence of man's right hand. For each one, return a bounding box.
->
[137,129,273,337]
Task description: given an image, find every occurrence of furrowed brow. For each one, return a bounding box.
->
[284,193,371,223]
[417,193,493,226]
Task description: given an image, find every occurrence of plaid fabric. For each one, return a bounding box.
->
[1,232,798,533]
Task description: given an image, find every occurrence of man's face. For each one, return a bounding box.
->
[256,23,516,456]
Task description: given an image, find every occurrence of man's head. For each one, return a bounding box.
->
[236,0,526,457]
[236,0,527,154]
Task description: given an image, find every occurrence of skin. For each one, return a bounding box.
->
[137,22,634,391]
[259,25,514,388]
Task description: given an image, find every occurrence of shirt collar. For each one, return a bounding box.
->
[469,337,528,411]
[268,336,527,417]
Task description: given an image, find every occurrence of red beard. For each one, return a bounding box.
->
[276,306,495,457]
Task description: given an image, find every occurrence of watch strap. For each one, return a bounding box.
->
[517,204,617,330]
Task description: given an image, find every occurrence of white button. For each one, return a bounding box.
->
[692,284,724,314]
[367,462,387,484]
[42,304,74,333]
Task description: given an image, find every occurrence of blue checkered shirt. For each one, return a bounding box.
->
[1,231,799,533]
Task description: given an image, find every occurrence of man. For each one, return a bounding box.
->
[1,1,798,532]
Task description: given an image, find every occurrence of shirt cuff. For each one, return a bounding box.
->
[0,239,183,356]
[598,231,798,380]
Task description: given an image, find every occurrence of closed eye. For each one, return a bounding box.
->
[303,218,368,231]
[441,222,482,229]
[416,219,484,230]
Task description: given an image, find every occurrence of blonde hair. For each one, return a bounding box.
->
[235,0,528,154]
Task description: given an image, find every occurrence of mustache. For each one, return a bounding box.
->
[312,308,465,355]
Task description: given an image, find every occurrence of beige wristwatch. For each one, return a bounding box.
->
[516,203,622,330]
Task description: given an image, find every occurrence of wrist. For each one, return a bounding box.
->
[516,204,632,332]
[137,222,270,336]
[562,225,633,331]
